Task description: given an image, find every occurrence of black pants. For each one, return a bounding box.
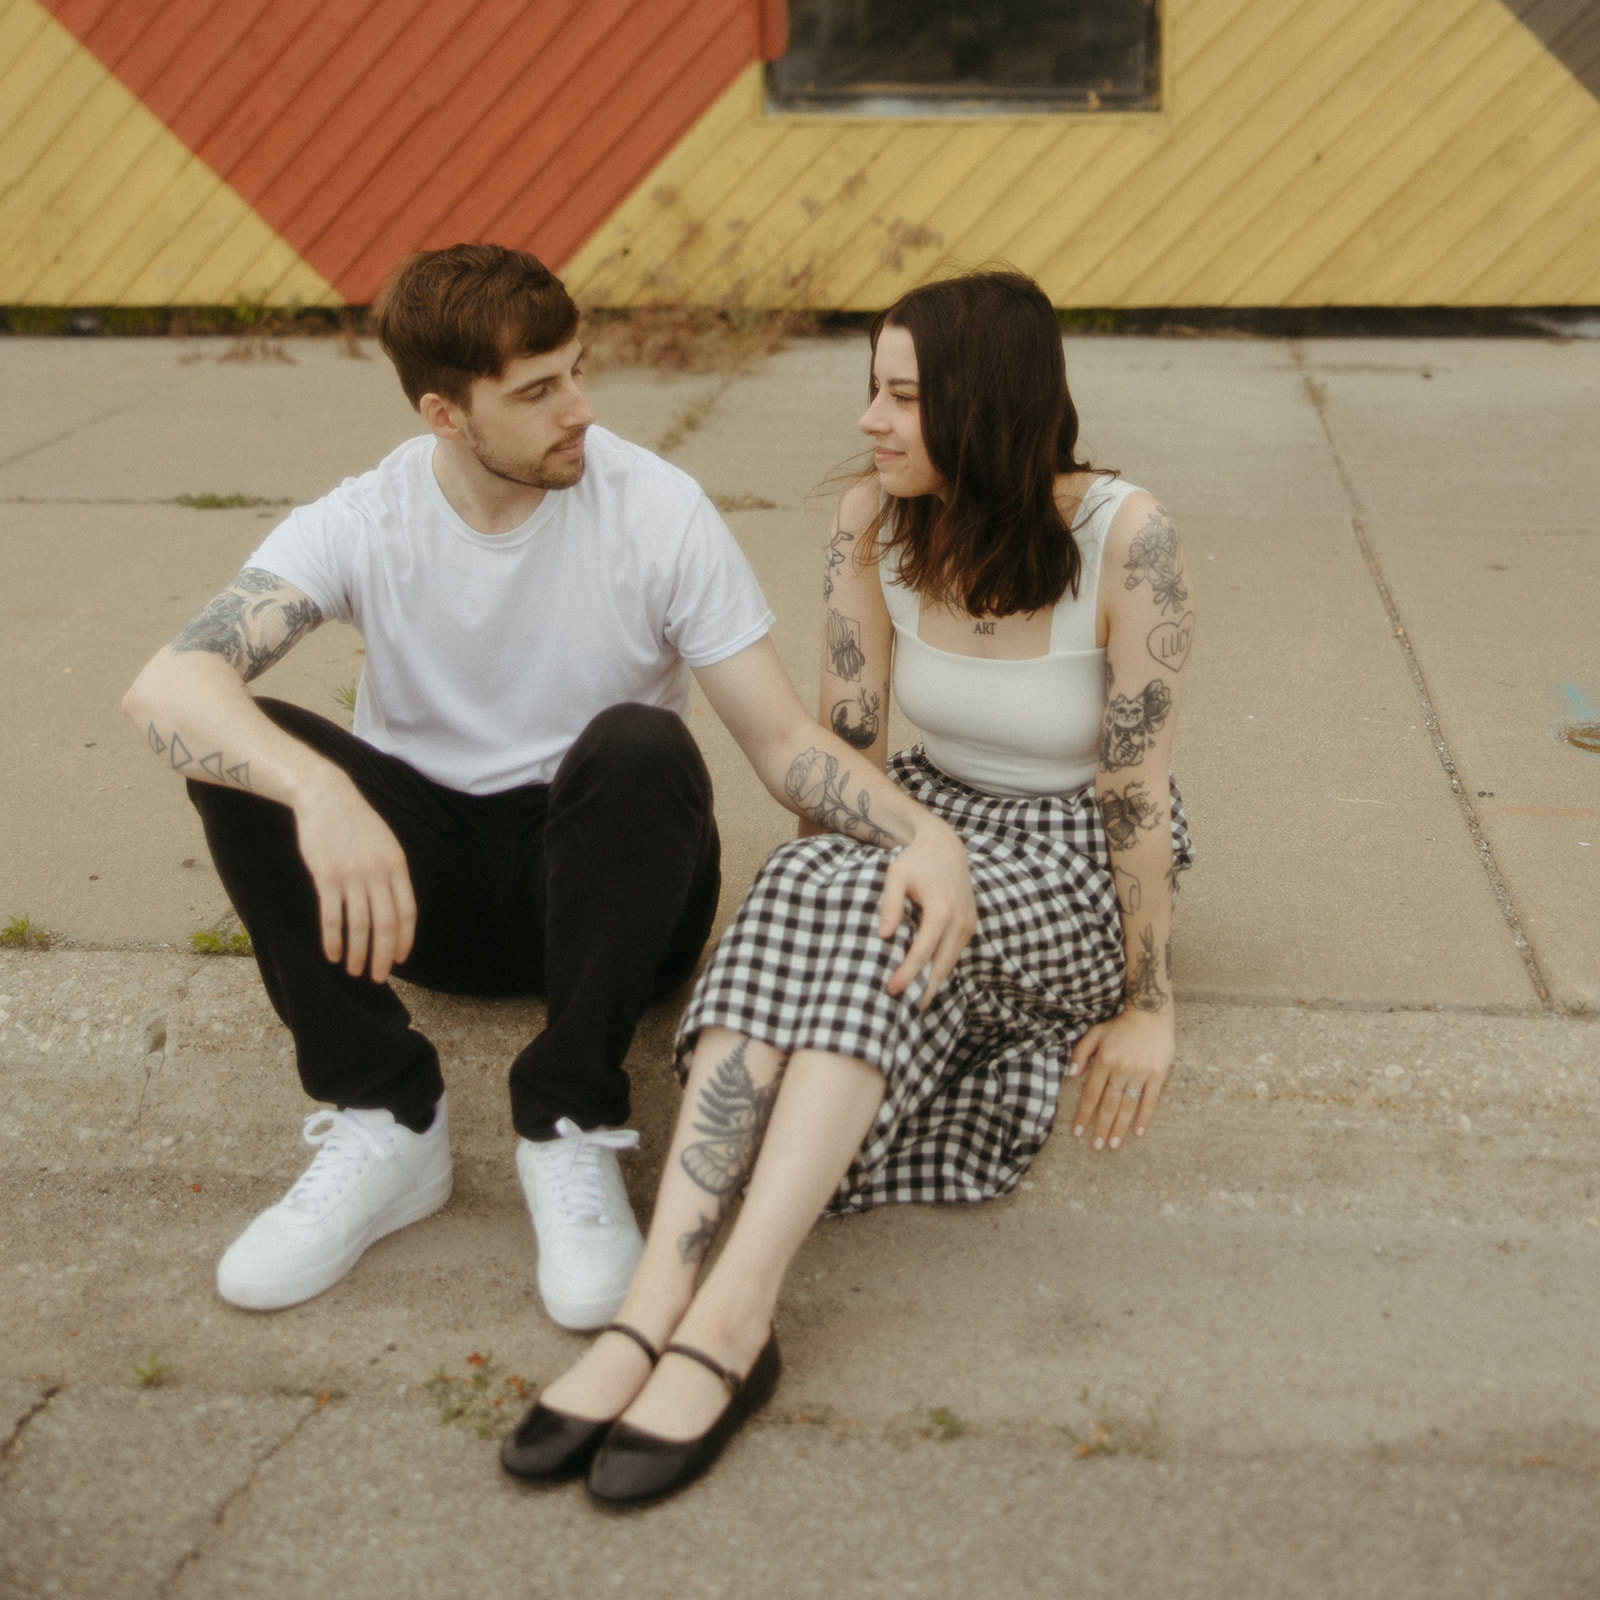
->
[189,699,720,1139]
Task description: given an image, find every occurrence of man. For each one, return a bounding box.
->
[122,243,973,1331]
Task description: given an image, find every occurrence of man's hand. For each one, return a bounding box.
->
[877,815,976,1010]
[291,770,417,983]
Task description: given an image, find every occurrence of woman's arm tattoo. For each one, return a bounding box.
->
[1100,679,1173,771]
[830,688,881,751]
[1124,926,1170,1013]
[171,567,322,682]
[1122,509,1188,615]
[783,748,895,847]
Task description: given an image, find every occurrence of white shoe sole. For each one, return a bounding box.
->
[538,1276,632,1332]
[216,1166,453,1312]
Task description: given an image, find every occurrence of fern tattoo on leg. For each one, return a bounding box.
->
[676,1038,785,1265]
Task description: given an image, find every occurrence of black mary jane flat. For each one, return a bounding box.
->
[500,1321,659,1484]
[585,1330,781,1508]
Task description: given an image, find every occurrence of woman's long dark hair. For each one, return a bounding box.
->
[867,270,1100,617]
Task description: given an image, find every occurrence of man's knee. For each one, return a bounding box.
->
[565,704,706,791]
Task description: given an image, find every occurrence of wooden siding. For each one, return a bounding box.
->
[565,0,1600,307]
[1,0,781,305]
[1,0,1595,307]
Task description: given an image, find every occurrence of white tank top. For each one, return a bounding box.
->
[879,476,1139,798]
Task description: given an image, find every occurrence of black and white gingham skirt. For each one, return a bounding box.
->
[676,747,1195,1214]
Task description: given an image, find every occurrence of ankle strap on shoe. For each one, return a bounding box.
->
[663,1341,740,1395]
[601,1322,659,1366]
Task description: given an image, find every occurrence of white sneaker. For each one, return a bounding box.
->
[517,1118,644,1330]
[216,1096,452,1310]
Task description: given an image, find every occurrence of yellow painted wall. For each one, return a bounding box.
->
[0,0,336,307]
[565,0,1600,308]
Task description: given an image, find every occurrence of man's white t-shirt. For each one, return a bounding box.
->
[248,427,774,794]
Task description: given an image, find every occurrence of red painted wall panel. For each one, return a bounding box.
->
[39,0,783,300]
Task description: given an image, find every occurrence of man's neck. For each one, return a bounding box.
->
[430,437,548,535]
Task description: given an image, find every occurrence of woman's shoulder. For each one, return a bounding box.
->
[836,471,882,532]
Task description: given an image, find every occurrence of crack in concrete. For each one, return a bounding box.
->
[0,1383,64,1479]
[153,1399,321,1600]
[0,399,155,471]
[1292,348,1554,1011]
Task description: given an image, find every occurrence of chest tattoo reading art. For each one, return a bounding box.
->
[1123,511,1188,616]
[1100,679,1173,771]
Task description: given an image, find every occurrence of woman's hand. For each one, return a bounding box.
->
[1068,1007,1175,1151]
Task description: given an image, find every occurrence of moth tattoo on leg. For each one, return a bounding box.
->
[1100,680,1173,771]
[1123,510,1188,616]
[676,1038,784,1266]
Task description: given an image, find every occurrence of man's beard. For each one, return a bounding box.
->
[463,420,587,490]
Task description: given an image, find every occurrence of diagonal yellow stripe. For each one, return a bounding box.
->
[0,0,336,306]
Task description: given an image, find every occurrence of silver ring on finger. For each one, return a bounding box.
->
[1122,1083,1141,1100]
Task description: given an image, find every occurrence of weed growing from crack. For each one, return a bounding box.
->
[174,493,294,510]
[923,1406,967,1441]
[1061,1391,1162,1459]
[132,1350,170,1388]
[332,680,358,716]
[424,1352,530,1440]
[0,914,51,950]
[189,921,253,956]
[712,492,777,512]
[655,378,732,455]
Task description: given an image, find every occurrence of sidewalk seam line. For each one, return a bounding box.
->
[154,1398,321,1599]
[1291,346,1555,1013]
[0,1383,64,1477]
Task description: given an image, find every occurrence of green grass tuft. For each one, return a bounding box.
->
[174,492,293,510]
[132,1350,170,1388]
[0,914,51,950]
[189,922,253,956]
[424,1352,531,1440]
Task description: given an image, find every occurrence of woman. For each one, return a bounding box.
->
[503,270,1194,1506]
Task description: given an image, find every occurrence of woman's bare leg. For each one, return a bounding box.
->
[618,1046,886,1441]
[537,1027,788,1420]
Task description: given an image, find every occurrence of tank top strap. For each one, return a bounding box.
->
[1050,475,1140,653]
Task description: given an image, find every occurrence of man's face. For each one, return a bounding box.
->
[454,338,596,491]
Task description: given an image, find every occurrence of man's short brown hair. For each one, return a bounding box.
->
[374,243,579,410]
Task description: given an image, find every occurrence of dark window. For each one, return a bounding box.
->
[769,1,1161,113]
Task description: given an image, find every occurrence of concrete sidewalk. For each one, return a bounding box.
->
[2,329,1598,1598]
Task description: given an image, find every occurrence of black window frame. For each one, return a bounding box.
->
[766,0,1163,116]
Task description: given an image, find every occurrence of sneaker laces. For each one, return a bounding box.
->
[541,1117,639,1225]
[285,1109,395,1214]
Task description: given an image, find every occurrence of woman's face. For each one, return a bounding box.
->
[860,324,944,498]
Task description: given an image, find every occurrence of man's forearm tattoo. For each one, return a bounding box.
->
[784,748,895,847]
[146,722,252,787]
[1123,510,1187,615]
[172,567,322,682]
[1125,926,1169,1013]
[1100,679,1173,771]
[676,1039,785,1266]
[825,608,867,682]
[1100,778,1162,853]
[830,688,881,751]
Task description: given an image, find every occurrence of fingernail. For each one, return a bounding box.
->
[1109,1136,1121,1149]
[1093,1137,1104,1150]
[1073,1125,1084,1137]
[1135,1127,1145,1137]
